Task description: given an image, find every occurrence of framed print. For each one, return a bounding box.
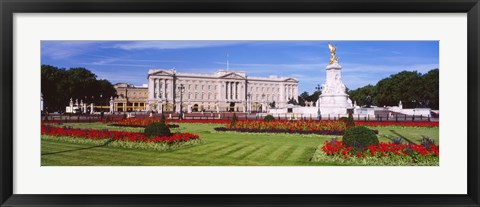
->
[1,0,479,206]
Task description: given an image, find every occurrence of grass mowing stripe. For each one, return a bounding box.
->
[169,142,217,155]
[42,146,149,165]
[228,144,263,158]
[246,145,280,162]
[233,144,267,160]
[42,152,133,166]
[41,141,238,166]
[266,145,296,161]
[214,144,251,158]
[41,145,207,166]
[42,140,178,163]
[300,147,318,163]
[284,146,309,161]
[274,145,299,162]
[195,142,239,157]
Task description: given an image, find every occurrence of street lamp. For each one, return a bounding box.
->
[315,84,322,120]
[246,93,251,115]
[178,84,185,119]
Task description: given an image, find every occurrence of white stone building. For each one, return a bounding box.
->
[147,69,298,113]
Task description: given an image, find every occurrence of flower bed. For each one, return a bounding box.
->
[41,125,201,151]
[214,127,346,135]
[173,119,231,124]
[355,121,439,128]
[110,123,180,128]
[312,139,439,166]
[215,120,352,135]
[113,117,229,127]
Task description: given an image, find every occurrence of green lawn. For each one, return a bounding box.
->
[41,122,439,166]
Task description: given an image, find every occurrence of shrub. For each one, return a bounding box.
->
[264,115,275,122]
[339,117,348,123]
[342,126,379,151]
[346,112,355,127]
[391,137,403,144]
[231,113,238,124]
[420,136,435,149]
[144,122,171,137]
[123,113,127,120]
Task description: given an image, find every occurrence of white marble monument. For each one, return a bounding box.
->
[317,43,353,116]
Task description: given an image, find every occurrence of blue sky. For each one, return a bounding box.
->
[41,40,439,94]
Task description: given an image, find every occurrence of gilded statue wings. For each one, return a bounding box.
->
[328,43,336,53]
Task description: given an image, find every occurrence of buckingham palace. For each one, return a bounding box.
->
[147,69,298,113]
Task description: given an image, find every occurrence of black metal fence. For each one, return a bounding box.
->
[42,112,438,123]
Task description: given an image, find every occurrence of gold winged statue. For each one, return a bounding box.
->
[328,43,338,64]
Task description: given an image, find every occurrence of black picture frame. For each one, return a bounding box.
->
[1,0,479,206]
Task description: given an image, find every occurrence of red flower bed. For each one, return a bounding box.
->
[229,120,346,131]
[321,139,439,159]
[173,119,230,124]
[355,121,439,128]
[217,120,348,135]
[41,125,199,144]
[114,118,229,127]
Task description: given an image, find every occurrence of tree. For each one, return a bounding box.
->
[41,65,117,112]
[347,69,438,109]
[287,98,298,105]
[348,84,376,107]
[310,90,321,103]
[421,69,439,109]
[300,91,310,101]
[299,90,321,106]
[374,71,423,108]
[298,95,306,106]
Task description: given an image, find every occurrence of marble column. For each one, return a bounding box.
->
[235,82,239,100]
[227,82,231,100]
[231,82,234,100]
[157,78,162,99]
[164,79,168,101]
[217,81,222,101]
[288,85,293,98]
[148,78,154,100]
[293,85,298,101]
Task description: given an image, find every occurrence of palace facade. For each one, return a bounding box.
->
[113,83,148,112]
[147,69,298,113]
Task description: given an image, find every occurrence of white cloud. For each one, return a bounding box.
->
[110,41,251,50]
[41,41,101,60]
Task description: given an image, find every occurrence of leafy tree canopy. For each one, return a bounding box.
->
[41,65,117,112]
[347,69,439,109]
